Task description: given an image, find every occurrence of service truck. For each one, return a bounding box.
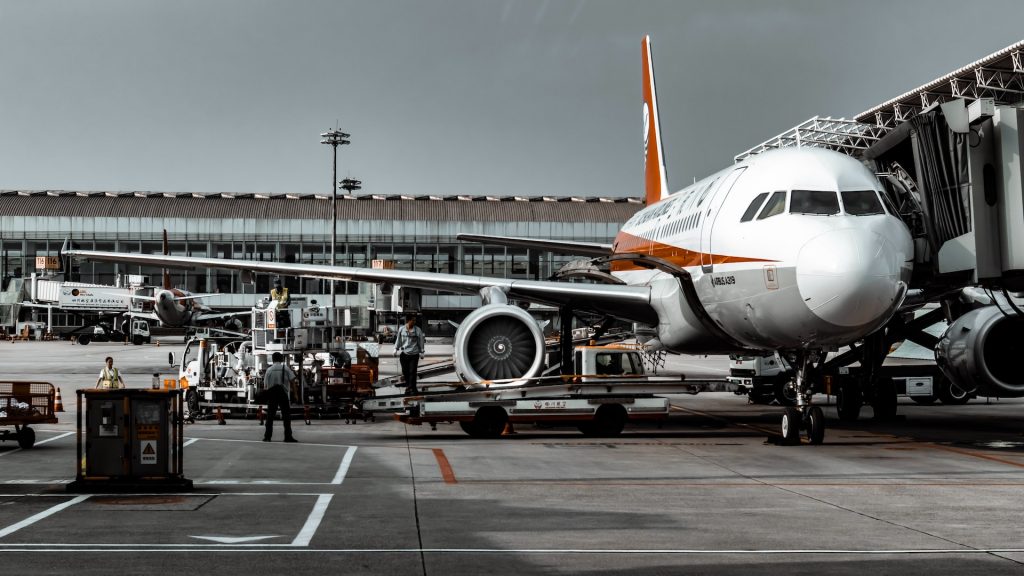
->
[365,344,734,438]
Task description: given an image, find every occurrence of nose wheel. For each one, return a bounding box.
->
[780,405,825,445]
[779,352,825,445]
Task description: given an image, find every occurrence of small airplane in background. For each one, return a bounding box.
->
[106,231,248,332]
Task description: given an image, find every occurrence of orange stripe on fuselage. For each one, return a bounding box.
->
[610,231,776,272]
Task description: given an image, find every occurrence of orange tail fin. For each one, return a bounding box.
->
[642,35,669,205]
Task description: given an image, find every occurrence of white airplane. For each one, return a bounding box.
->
[109,232,246,331]
[66,36,914,444]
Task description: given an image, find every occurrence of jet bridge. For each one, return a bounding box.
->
[733,40,1024,415]
[738,39,1024,294]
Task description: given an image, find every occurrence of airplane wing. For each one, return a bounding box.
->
[456,234,612,257]
[193,310,250,323]
[65,249,657,325]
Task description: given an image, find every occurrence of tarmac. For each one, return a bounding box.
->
[2,338,1024,575]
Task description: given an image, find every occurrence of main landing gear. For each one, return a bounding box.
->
[779,352,825,446]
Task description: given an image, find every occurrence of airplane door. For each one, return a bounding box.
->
[699,167,746,272]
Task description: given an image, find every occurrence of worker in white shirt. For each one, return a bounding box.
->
[96,356,126,389]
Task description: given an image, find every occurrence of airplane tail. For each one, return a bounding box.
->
[162,229,171,290]
[642,35,669,205]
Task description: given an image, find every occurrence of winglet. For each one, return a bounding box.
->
[642,35,669,205]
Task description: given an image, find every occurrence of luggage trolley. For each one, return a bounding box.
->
[0,381,58,449]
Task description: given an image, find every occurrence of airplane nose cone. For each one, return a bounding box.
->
[796,229,903,328]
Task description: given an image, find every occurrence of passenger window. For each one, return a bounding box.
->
[740,192,769,222]
[790,190,839,215]
[757,191,787,220]
[841,190,885,215]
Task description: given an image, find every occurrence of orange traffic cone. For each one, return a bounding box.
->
[256,405,264,425]
[54,388,65,412]
[501,421,516,436]
[216,405,226,425]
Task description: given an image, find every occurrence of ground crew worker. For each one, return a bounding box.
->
[262,352,298,443]
[332,335,352,369]
[393,314,426,394]
[96,356,126,389]
[270,277,290,327]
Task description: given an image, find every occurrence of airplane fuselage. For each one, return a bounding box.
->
[612,147,914,352]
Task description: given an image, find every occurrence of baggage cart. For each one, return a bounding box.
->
[0,381,58,449]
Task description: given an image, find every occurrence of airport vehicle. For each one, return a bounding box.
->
[67,37,1024,446]
[367,344,724,437]
[68,318,150,346]
[0,381,58,449]
[178,298,376,420]
[729,351,960,413]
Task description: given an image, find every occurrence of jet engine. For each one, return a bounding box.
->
[454,304,546,385]
[935,305,1024,397]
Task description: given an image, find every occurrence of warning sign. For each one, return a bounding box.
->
[140,440,157,464]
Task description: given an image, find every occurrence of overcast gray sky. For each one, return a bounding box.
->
[1,0,1022,198]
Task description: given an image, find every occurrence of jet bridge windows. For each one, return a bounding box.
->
[790,190,840,215]
[740,192,769,222]
[840,190,885,216]
[756,191,787,220]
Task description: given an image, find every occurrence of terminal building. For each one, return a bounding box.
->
[0,191,642,333]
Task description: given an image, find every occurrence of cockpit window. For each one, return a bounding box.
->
[740,192,769,222]
[841,190,885,216]
[757,191,787,220]
[790,190,839,215]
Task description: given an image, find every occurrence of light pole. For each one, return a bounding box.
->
[320,129,350,329]
[338,178,361,341]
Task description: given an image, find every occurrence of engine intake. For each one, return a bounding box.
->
[454,304,545,386]
[935,305,1024,397]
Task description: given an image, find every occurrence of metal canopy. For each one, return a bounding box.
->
[735,40,1024,162]
[855,40,1024,128]
[734,116,890,162]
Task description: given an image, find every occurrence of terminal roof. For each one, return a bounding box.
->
[0,190,641,222]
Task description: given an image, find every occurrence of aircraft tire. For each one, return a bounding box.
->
[835,381,862,422]
[780,407,802,445]
[806,406,825,445]
[872,377,898,420]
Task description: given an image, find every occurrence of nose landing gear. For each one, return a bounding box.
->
[779,352,826,445]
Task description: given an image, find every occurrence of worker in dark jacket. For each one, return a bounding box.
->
[393,314,426,394]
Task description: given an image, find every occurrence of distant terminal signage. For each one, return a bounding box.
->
[35,256,60,270]
[58,286,130,311]
[372,260,395,270]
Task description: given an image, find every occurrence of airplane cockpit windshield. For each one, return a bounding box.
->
[790,190,840,215]
[840,190,885,215]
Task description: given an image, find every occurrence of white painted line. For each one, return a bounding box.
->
[190,437,354,448]
[190,535,281,544]
[291,494,333,547]
[183,438,201,448]
[0,495,89,539]
[0,546,1022,554]
[331,446,357,485]
[33,431,74,446]
[0,431,74,458]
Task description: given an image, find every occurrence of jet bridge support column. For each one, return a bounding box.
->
[559,306,574,376]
